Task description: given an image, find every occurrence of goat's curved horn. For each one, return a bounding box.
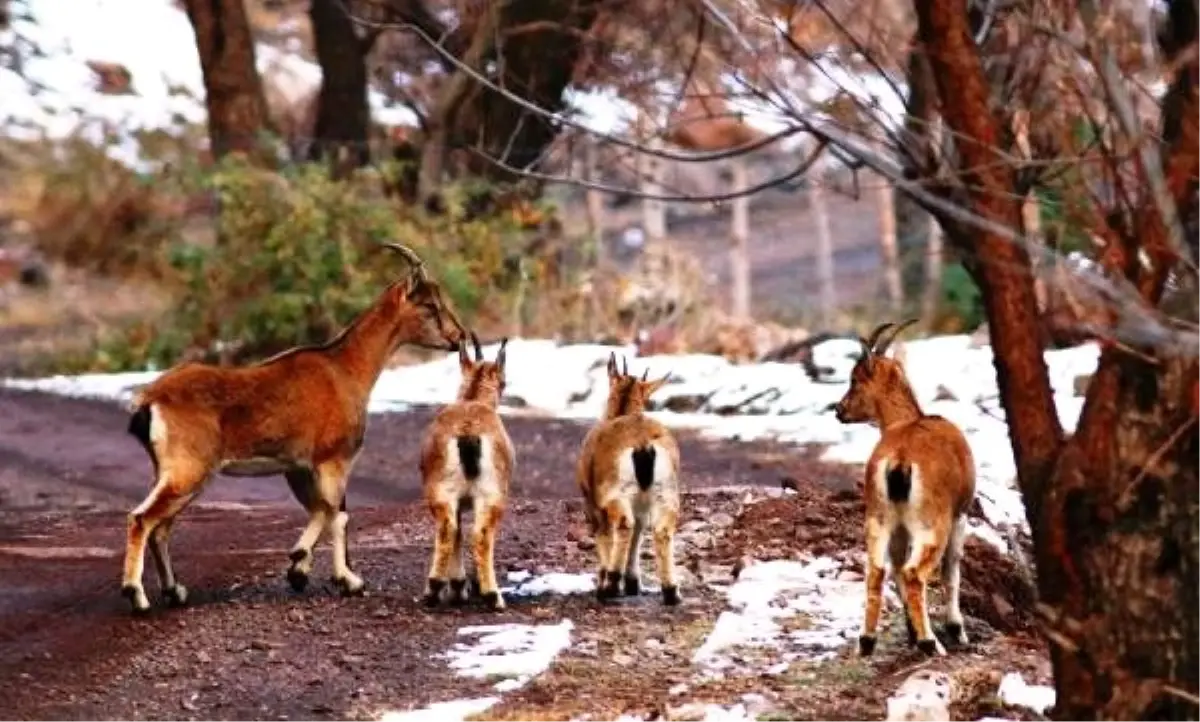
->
[622,356,628,376]
[382,242,427,278]
[641,368,649,381]
[470,332,483,361]
[874,317,920,355]
[863,322,895,354]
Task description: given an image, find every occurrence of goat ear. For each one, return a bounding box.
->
[457,340,471,368]
[496,337,508,371]
[607,352,619,379]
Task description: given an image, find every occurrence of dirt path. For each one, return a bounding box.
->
[0,388,814,720]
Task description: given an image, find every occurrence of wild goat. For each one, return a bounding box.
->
[420,334,513,611]
[120,243,466,615]
[576,354,682,605]
[833,319,977,657]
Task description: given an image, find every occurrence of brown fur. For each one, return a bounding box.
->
[118,245,467,615]
[419,334,514,610]
[834,319,976,657]
[576,353,683,605]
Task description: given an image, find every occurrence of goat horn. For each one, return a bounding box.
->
[382,242,427,278]
[641,368,649,381]
[622,356,628,376]
[874,317,920,355]
[863,322,894,354]
[470,331,483,361]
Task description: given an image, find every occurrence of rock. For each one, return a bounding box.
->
[500,394,528,408]
[708,512,735,528]
[1073,374,1092,397]
[836,570,863,582]
[886,670,953,722]
[933,384,958,401]
[194,650,212,664]
[780,476,800,492]
[612,652,634,666]
[667,702,709,721]
[661,394,709,413]
[85,60,134,95]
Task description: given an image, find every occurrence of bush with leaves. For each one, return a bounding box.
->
[83,154,583,371]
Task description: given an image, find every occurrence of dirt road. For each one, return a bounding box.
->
[0,388,815,720]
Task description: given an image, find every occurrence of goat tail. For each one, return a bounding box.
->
[885,460,912,503]
[457,435,483,481]
[127,403,158,472]
[631,445,657,491]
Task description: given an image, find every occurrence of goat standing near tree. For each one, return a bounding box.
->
[577,354,682,606]
[420,334,514,611]
[119,244,467,615]
[833,319,976,657]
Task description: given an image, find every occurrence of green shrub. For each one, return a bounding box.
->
[82,155,581,371]
[940,261,985,332]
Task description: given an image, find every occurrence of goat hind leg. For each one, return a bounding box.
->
[622,518,645,596]
[887,527,916,645]
[448,508,469,605]
[122,474,198,614]
[424,500,457,606]
[902,532,949,656]
[652,507,681,606]
[858,516,890,656]
[600,502,633,601]
[472,502,506,611]
[150,518,188,607]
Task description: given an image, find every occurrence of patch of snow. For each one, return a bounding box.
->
[693,557,882,670]
[378,697,499,722]
[447,620,574,692]
[997,672,1056,715]
[503,570,596,597]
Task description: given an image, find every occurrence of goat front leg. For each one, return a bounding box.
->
[859,516,890,656]
[285,469,329,593]
[473,501,506,611]
[941,516,969,646]
[623,518,645,596]
[424,499,457,607]
[328,496,365,596]
[599,501,633,601]
[902,527,949,657]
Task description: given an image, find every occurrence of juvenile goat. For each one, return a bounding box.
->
[833,318,976,657]
[577,354,682,605]
[420,334,513,611]
[120,244,466,615]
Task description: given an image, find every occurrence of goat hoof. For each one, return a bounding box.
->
[916,638,945,657]
[624,576,641,596]
[597,571,621,601]
[905,617,917,645]
[449,579,469,605]
[944,622,968,646]
[481,591,506,611]
[286,567,309,592]
[858,635,877,657]
[661,585,681,606]
[424,578,447,608]
[336,575,366,598]
[121,584,151,616]
[288,548,309,564]
[163,584,189,608]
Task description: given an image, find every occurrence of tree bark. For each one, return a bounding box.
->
[183,0,272,162]
[308,0,373,174]
[916,0,1064,498]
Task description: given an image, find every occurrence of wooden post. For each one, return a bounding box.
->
[810,170,836,328]
[876,154,903,308]
[730,157,751,320]
[584,139,605,266]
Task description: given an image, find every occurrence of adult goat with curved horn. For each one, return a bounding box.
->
[873,317,920,356]
[382,242,428,279]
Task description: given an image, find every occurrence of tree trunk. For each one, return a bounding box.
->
[1040,353,1199,720]
[182,0,272,162]
[916,0,1064,493]
[876,166,903,308]
[308,0,373,174]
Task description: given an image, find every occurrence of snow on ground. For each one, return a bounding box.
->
[997,672,1056,715]
[692,556,889,674]
[379,618,573,720]
[503,570,596,597]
